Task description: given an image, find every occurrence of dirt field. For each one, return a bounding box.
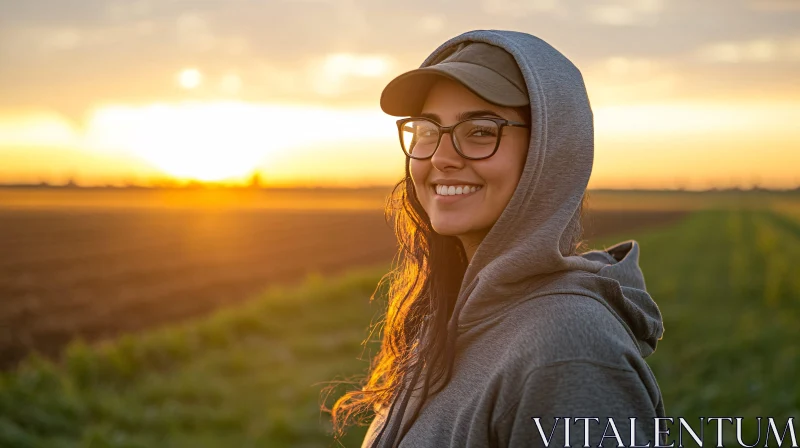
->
[0,188,689,369]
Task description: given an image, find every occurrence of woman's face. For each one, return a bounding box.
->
[410,78,530,260]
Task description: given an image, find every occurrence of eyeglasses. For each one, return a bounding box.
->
[396,116,528,160]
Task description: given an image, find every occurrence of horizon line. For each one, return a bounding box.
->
[1,182,798,194]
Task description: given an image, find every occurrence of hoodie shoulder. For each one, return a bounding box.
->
[497,293,644,372]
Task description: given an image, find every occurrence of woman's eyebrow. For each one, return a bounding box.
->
[419,109,504,122]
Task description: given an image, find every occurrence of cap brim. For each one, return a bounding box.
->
[380,62,529,117]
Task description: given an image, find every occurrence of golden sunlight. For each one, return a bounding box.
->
[83,102,395,182]
[177,68,203,90]
[1,99,797,188]
[88,103,275,181]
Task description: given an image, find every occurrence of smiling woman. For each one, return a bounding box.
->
[324,30,668,448]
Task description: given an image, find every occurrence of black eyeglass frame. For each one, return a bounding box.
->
[396,116,529,160]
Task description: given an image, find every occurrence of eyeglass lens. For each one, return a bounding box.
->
[401,119,500,159]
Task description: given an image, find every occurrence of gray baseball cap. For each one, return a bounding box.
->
[380,41,529,117]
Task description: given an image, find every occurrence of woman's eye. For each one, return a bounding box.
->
[470,128,496,137]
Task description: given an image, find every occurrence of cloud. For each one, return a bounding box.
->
[42,29,83,51]
[586,0,663,26]
[174,13,248,55]
[30,21,157,53]
[602,56,658,76]
[417,15,445,34]
[583,56,680,105]
[480,0,564,17]
[1,0,797,118]
[308,53,396,97]
[746,0,800,11]
[695,37,800,63]
[327,0,370,45]
[106,0,153,21]
[176,13,216,52]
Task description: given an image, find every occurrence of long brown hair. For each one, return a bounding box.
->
[322,105,590,444]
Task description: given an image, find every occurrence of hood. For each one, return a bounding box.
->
[577,240,664,357]
[412,29,663,358]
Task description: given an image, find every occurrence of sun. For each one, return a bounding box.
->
[178,68,202,90]
[85,101,400,184]
[88,102,277,182]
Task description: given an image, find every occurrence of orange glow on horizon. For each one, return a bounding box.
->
[0,98,798,189]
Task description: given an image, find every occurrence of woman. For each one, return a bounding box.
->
[328,30,667,448]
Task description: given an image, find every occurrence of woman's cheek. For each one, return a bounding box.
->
[409,163,429,199]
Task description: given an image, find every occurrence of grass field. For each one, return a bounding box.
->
[0,190,798,447]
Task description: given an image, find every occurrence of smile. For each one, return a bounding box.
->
[435,184,482,196]
[433,184,483,200]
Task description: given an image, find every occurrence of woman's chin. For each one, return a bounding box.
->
[430,221,471,237]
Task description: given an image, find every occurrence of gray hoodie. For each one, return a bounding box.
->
[361,29,666,448]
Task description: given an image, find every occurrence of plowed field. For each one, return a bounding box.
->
[0,189,689,368]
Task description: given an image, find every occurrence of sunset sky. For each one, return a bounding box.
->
[0,0,798,189]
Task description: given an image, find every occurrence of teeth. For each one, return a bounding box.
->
[435,184,482,196]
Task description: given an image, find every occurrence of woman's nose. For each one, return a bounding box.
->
[430,133,464,170]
